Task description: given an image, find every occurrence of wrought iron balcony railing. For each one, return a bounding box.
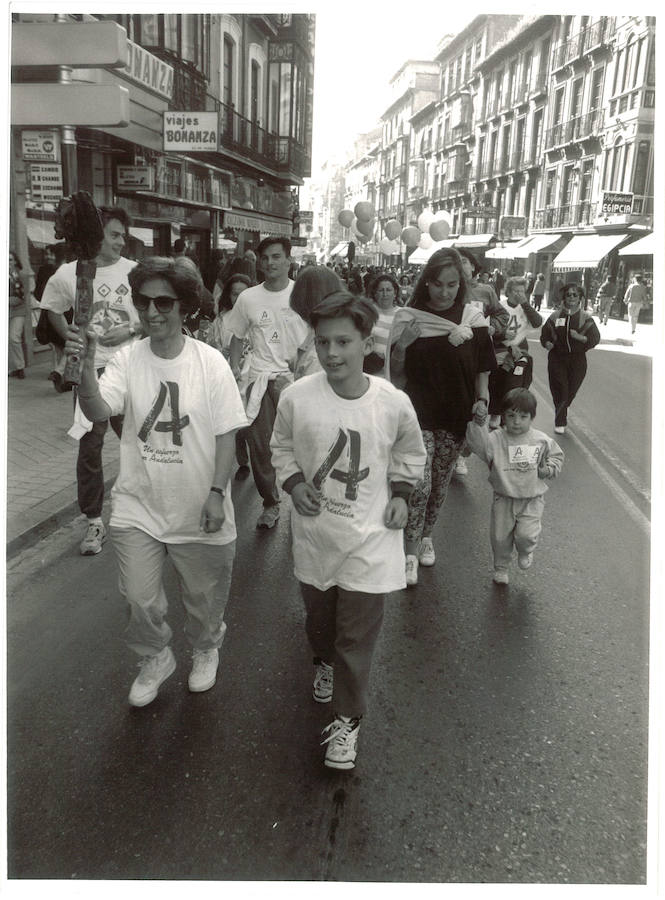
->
[532,201,597,229]
[544,108,604,149]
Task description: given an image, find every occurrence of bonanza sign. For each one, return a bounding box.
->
[163,112,219,151]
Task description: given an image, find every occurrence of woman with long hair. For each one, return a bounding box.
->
[289,265,343,379]
[389,248,497,585]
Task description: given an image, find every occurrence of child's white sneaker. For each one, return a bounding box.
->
[405,554,419,586]
[518,553,533,570]
[418,538,436,566]
[492,568,509,585]
[322,715,360,770]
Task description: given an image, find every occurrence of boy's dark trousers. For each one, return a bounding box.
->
[300,583,385,719]
[547,352,587,427]
[76,366,123,518]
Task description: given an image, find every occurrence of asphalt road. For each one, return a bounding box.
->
[6,342,651,885]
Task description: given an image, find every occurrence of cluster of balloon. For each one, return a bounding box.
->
[337,203,377,245]
[380,209,453,254]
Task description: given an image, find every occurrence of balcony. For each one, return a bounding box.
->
[545,108,604,149]
[209,99,311,178]
[553,19,616,72]
[583,17,616,52]
[532,201,597,229]
[530,73,548,97]
[552,31,586,71]
[521,145,542,168]
[442,180,465,199]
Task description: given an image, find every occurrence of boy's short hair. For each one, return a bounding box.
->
[256,235,292,258]
[505,276,526,295]
[310,290,378,338]
[501,387,537,417]
[99,205,131,232]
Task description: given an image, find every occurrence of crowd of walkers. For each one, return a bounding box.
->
[23,213,618,772]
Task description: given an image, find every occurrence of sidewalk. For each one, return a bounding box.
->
[4,313,657,558]
[5,349,120,557]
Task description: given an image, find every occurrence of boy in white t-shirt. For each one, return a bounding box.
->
[225,237,308,529]
[271,292,426,770]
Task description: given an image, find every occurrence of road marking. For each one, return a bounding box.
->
[529,379,651,536]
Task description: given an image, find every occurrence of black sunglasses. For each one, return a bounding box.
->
[132,293,178,313]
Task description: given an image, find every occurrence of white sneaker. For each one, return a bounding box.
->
[454,457,468,476]
[128,646,176,707]
[313,661,334,703]
[405,554,419,586]
[188,648,219,692]
[322,715,360,770]
[418,538,436,567]
[554,426,566,435]
[493,569,509,585]
[80,518,106,555]
[518,553,533,570]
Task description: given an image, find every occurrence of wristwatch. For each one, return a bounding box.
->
[209,486,225,498]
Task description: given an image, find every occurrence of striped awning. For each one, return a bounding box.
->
[618,233,655,256]
[551,233,629,271]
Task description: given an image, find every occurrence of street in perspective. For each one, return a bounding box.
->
[6,9,658,891]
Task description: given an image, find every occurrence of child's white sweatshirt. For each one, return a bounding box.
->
[466,420,564,498]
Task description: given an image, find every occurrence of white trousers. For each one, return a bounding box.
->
[490,493,545,569]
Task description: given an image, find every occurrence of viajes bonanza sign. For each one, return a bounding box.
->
[163,112,219,151]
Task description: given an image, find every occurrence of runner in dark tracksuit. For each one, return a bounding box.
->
[540,284,600,432]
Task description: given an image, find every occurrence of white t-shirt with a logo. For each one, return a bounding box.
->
[40,257,140,367]
[223,280,308,378]
[99,337,248,545]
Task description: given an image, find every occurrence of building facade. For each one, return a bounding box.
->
[11,12,315,298]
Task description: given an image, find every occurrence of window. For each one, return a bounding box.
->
[633,140,651,195]
[622,35,636,93]
[464,47,472,81]
[561,166,574,208]
[580,158,594,201]
[570,78,583,118]
[647,41,655,85]
[250,60,260,123]
[508,59,517,103]
[531,108,543,160]
[223,35,234,108]
[590,67,604,110]
[538,38,550,85]
[632,37,645,88]
[544,169,557,206]
[552,87,565,126]
[474,37,482,64]
[522,49,532,91]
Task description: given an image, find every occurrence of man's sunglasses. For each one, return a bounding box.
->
[132,293,178,313]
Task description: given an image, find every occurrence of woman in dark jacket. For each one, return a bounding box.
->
[540,283,600,435]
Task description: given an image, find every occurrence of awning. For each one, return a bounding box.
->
[408,239,456,264]
[25,218,63,247]
[618,233,655,256]
[224,210,292,237]
[551,233,629,271]
[329,241,349,258]
[128,227,154,246]
[485,244,520,260]
[452,233,496,249]
[216,237,237,250]
[512,233,565,258]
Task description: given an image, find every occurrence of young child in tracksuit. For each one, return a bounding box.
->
[271,291,426,770]
[466,387,564,585]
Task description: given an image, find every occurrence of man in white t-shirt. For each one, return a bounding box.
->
[40,207,141,556]
[64,256,248,707]
[226,236,308,529]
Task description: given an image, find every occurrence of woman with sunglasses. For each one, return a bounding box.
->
[64,257,248,707]
[540,283,600,435]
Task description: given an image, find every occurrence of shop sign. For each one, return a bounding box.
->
[29,163,63,202]
[600,191,634,216]
[163,112,219,151]
[298,211,314,225]
[22,130,60,162]
[117,165,155,190]
[291,237,308,247]
[499,215,527,240]
[119,39,174,101]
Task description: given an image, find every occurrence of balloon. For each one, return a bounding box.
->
[418,232,433,250]
[354,201,375,223]
[338,209,354,228]
[384,219,401,241]
[432,209,453,226]
[429,219,450,241]
[417,210,434,233]
[401,226,420,247]
[379,237,400,254]
[356,217,375,237]
[356,231,371,243]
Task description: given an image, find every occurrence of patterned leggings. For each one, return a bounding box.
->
[405,428,465,544]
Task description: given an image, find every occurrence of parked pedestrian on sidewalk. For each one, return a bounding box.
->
[8,251,26,379]
[225,236,308,530]
[388,248,496,586]
[540,283,600,435]
[531,273,546,311]
[466,387,564,585]
[40,207,141,556]
[64,256,248,707]
[595,275,617,326]
[33,246,68,390]
[623,274,648,335]
[271,291,426,769]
